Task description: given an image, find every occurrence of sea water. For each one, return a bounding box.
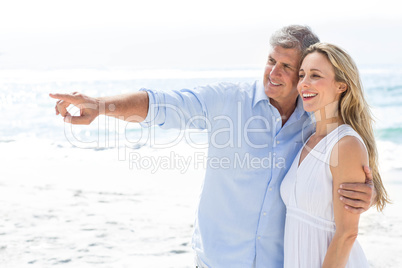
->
[1,66,401,267]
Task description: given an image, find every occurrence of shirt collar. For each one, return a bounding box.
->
[293,95,308,120]
[252,81,269,108]
[253,81,308,120]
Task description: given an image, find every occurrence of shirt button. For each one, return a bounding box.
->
[276,118,281,122]
[269,187,272,191]
[276,140,280,144]
[263,212,267,216]
[257,236,261,240]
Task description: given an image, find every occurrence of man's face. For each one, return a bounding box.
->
[263,46,301,105]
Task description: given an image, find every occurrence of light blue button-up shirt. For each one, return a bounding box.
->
[140,81,314,268]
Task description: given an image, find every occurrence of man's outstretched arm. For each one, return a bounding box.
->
[49,91,149,124]
[338,165,377,214]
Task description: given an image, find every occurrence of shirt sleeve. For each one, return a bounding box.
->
[139,83,235,130]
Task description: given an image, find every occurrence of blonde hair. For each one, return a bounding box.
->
[301,43,390,211]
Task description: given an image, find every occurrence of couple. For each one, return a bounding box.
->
[50,25,389,267]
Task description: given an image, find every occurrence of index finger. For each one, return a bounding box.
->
[49,93,77,103]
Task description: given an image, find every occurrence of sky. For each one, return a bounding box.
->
[0,0,401,70]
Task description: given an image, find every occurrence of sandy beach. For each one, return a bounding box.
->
[1,136,401,267]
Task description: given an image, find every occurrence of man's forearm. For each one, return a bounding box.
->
[98,91,149,122]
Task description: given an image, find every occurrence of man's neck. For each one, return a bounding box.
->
[269,97,298,126]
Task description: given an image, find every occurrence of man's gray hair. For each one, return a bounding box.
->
[270,25,320,53]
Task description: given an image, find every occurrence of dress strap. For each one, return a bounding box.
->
[308,124,366,164]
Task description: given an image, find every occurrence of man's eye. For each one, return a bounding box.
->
[299,74,304,78]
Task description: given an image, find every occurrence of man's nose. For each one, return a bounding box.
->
[270,64,281,78]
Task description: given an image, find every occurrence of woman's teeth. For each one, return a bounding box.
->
[303,93,318,98]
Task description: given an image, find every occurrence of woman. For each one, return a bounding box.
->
[280,43,390,267]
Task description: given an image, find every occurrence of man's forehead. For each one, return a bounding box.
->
[269,46,301,65]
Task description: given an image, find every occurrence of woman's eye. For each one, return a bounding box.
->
[299,74,304,78]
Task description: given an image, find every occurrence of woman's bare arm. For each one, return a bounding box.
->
[323,136,368,268]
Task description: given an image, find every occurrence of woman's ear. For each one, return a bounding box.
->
[337,82,347,94]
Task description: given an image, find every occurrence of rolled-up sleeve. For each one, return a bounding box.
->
[139,84,228,130]
[138,88,162,127]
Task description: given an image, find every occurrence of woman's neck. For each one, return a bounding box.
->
[313,104,344,137]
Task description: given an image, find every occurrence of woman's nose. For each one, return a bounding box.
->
[299,76,310,87]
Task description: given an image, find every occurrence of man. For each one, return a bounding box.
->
[50,25,374,267]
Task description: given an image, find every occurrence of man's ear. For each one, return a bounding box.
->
[337,82,347,94]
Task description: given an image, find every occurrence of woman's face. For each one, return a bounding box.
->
[298,52,345,113]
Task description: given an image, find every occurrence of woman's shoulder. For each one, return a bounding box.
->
[336,124,366,150]
[337,135,367,155]
[330,125,368,174]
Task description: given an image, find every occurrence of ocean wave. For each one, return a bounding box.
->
[375,127,402,144]
[366,85,402,94]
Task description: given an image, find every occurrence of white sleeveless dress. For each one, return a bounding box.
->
[280,124,369,267]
